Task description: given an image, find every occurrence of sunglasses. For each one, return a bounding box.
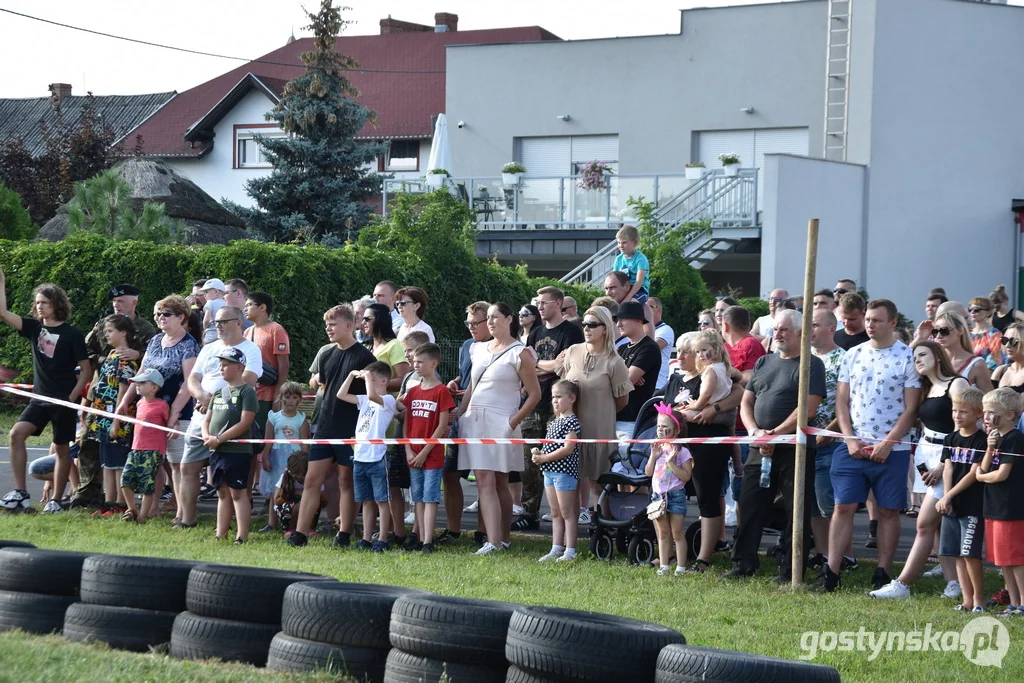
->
[1005,337,1021,348]
[395,300,414,308]
[561,306,573,313]
[833,288,849,295]
[968,307,988,314]
[698,320,713,328]
[932,327,952,337]
[154,310,176,318]
[362,316,374,322]
[214,318,240,327]
[518,311,532,317]
[581,321,606,329]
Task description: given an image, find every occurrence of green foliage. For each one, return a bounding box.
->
[738,296,770,320]
[241,1,387,243]
[628,196,713,332]
[65,169,180,244]
[0,183,36,241]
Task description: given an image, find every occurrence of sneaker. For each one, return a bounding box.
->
[198,484,218,501]
[511,515,539,531]
[578,508,592,525]
[987,589,1011,608]
[103,505,127,518]
[316,521,339,536]
[540,512,553,522]
[922,564,945,578]
[463,500,479,513]
[995,606,1022,617]
[233,537,246,545]
[841,556,860,572]
[556,550,577,563]
[811,566,841,593]
[500,541,512,551]
[0,489,31,512]
[404,511,416,525]
[512,504,524,516]
[257,524,277,533]
[720,565,755,580]
[371,540,391,553]
[434,529,461,545]
[674,565,687,575]
[688,559,710,573]
[714,540,732,553]
[954,604,969,611]
[475,542,499,555]
[171,521,198,529]
[402,536,424,552]
[159,486,174,502]
[871,567,892,590]
[942,580,962,599]
[538,548,564,562]
[870,580,911,599]
[353,539,373,550]
[472,531,486,548]
[864,530,878,549]
[972,606,987,614]
[332,531,351,549]
[657,565,671,576]
[287,531,308,547]
[392,535,407,549]
[808,553,826,570]
[421,543,435,555]
[90,504,111,518]
[42,500,64,514]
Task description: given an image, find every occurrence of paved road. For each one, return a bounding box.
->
[0,446,919,567]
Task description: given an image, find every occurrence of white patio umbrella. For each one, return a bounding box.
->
[426,113,452,175]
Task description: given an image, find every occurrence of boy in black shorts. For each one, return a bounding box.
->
[201,347,258,543]
[0,267,89,513]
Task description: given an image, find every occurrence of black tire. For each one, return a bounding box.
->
[170,611,278,666]
[507,665,557,682]
[0,590,75,634]
[390,594,517,664]
[685,520,701,564]
[627,535,657,566]
[282,581,429,649]
[654,643,841,683]
[80,555,200,612]
[384,648,508,683]
[0,540,35,550]
[506,605,685,683]
[0,548,95,596]
[63,602,177,652]
[267,632,387,680]
[186,564,328,624]
[589,530,614,561]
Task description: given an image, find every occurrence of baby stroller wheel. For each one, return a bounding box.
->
[627,535,656,566]
[685,520,702,565]
[589,530,615,561]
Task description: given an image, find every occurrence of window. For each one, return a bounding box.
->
[386,139,419,171]
[234,127,285,169]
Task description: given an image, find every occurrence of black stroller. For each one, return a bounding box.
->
[587,397,666,566]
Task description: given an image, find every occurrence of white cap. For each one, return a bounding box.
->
[202,278,226,292]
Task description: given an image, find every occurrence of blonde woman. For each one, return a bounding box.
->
[932,311,993,392]
[968,297,1007,371]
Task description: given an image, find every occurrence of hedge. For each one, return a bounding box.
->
[0,233,598,383]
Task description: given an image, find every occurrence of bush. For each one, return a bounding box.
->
[737,296,769,320]
[0,201,599,381]
[0,183,36,241]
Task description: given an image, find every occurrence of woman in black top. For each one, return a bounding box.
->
[994,322,1024,394]
[990,285,1024,334]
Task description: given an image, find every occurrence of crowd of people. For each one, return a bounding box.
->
[1,224,1023,613]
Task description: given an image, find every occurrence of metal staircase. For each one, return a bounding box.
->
[560,169,759,287]
[824,0,852,161]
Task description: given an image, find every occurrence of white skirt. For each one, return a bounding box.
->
[457,406,524,474]
[913,430,945,499]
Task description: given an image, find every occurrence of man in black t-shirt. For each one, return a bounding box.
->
[834,292,869,350]
[725,310,826,581]
[0,269,90,514]
[515,286,584,530]
[289,303,374,548]
[614,301,662,460]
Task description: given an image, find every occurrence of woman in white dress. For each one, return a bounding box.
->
[456,302,540,555]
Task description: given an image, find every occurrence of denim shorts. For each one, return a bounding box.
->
[830,442,910,510]
[353,459,389,503]
[543,470,578,492]
[652,489,687,517]
[410,466,443,504]
[813,442,838,517]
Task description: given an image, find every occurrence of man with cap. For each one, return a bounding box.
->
[614,301,662,460]
[69,283,156,509]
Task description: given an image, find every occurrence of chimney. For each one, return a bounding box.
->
[48,83,72,111]
[434,13,458,32]
[380,15,431,34]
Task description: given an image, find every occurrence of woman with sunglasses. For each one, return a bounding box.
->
[558,306,634,516]
[115,295,199,524]
[394,286,435,342]
[361,303,408,392]
[990,285,1024,334]
[697,309,718,332]
[517,304,540,345]
[932,311,993,392]
[993,322,1024,393]
[968,297,1007,372]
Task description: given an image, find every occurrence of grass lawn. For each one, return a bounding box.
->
[0,512,1019,681]
[0,407,52,446]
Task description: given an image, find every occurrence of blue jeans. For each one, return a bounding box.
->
[410,467,443,504]
[353,459,389,503]
[813,442,838,517]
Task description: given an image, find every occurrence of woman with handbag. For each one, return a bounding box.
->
[455,302,541,555]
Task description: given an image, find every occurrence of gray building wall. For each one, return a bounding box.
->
[761,154,866,298]
[856,0,1024,316]
[446,0,828,176]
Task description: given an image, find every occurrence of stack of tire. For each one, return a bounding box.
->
[386,594,518,682]
[268,581,430,680]
[654,644,841,682]
[505,606,685,682]
[171,564,330,667]
[0,545,95,636]
[63,555,199,652]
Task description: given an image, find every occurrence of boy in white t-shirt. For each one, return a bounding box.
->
[337,361,397,552]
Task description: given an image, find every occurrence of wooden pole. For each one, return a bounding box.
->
[791,218,819,587]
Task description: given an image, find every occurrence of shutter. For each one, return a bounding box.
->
[519,137,571,177]
[695,130,755,171]
[570,135,619,164]
[753,128,809,210]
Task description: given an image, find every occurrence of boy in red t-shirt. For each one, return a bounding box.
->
[118,369,170,523]
[400,343,455,554]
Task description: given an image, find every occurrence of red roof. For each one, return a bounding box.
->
[131,26,560,158]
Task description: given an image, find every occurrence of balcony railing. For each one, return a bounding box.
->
[382,170,757,231]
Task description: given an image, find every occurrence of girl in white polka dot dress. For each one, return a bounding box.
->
[531,379,582,563]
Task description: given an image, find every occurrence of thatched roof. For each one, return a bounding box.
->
[39,159,248,245]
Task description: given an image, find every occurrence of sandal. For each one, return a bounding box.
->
[927,553,939,564]
[906,506,919,518]
[121,510,137,523]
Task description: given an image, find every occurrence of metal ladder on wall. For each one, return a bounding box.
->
[824,0,852,161]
